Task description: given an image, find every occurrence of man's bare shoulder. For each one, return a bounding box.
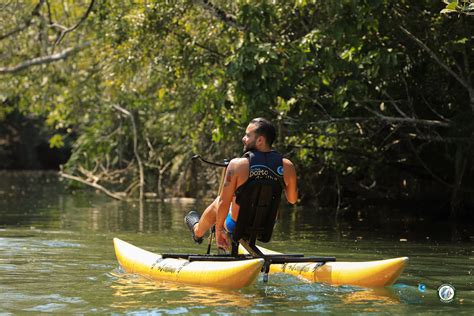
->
[231,157,248,163]
[283,158,295,168]
[226,157,249,179]
[282,158,297,178]
[228,157,249,170]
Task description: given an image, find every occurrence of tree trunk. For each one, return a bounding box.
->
[450,145,468,217]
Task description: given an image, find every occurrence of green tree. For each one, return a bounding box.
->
[0,1,472,218]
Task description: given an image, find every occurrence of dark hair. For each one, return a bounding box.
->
[250,117,276,146]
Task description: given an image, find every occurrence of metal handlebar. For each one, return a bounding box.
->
[192,154,229,168]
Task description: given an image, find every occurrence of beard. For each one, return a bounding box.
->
[243,140,257,153]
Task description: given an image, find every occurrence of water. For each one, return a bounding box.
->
[0,171,473,314]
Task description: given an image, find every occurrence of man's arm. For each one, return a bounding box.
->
[283,158,298,204]
[215,159,238,249]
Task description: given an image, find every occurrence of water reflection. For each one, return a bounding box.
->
[109,268,405,312]
[1,172,473,314]
[342,287,400,305]
[257,277,403,306]
[109,269,254,309]
[1,172,472,242]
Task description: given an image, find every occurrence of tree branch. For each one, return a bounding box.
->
[294,114,450,128]
[51,0,95,49]
[0,41,90,74]
[172,29,227,59]
[361,104,450,127]
[194,0,241,30]
[0,0,45,41]
[399,25,468,90]
[112,104,145,200]
[59,171,125,200]
[399,25,474,109]
[408,133,474,144]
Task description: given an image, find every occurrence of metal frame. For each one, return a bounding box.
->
[167,155,337,282]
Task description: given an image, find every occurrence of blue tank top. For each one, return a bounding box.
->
[242,150,284,188]
[233,150,285,239]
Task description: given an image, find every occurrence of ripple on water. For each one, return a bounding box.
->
[40,240,82,248]
[2,291,85,313]
[0,263,18,271]
[1,172,474,314]
[25,303,68,312]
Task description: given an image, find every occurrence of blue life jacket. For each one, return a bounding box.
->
[246,150,284,184]
[233,150,285,243]
[235,150,285,199]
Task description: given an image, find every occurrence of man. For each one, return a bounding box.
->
[184,117,298,250]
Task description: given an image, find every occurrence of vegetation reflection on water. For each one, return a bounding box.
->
[0,172,472,314]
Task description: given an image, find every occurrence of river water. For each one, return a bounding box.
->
[0,171,472,314]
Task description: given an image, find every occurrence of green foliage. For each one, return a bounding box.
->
[441,0,474,14]
[49,134,65,149]
[0,1,473,215]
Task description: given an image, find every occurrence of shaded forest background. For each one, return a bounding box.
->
[0,1,473,218]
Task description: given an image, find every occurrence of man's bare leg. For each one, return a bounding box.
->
[194,197,218,238]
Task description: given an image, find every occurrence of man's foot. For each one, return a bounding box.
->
[184,210,203,244]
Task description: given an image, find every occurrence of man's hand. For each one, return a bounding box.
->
[216,228,230,250]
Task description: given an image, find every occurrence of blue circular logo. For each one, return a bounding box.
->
[277,166,284,175]
[418,283,426,292]
[437,284,455,303]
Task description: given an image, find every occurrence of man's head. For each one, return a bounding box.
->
[242,117,276,152]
